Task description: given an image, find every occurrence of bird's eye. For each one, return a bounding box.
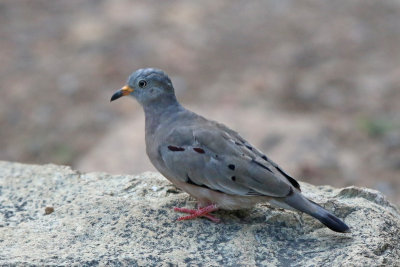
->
[138,80,147,88]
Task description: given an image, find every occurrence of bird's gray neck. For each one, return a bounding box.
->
[143,94,184,135]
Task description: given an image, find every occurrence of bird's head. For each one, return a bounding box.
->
[110,68,175,106]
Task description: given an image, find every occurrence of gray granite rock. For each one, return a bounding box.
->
[0,161,399,266]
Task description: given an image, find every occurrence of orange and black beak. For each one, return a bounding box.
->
[110,85,134,102]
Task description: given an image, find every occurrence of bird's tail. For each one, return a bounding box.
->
[280,191,350,233]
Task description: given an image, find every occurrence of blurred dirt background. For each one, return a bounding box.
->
[1,0,399,205]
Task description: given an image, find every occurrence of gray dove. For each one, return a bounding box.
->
[110,68,350,233]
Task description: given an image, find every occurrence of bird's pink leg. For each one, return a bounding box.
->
[173,204,220,223]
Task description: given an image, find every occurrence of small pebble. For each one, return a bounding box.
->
[45,206,54,215]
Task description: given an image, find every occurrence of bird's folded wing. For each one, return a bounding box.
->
[159,124,296,197]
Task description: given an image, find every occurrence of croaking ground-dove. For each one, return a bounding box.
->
[110,68,350,233]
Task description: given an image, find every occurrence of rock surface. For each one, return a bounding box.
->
[0,161,399,266]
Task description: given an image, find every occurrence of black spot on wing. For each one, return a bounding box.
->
[287,187,294,196]
[231,176,236,181]
[228,164,235,170]
[251,160,273,173]
[246,145,253,150]
[276,166,301,191]
[262,155,268,161]
[193,147,205,154]
[168,145,185,151]
[235,141,243,146]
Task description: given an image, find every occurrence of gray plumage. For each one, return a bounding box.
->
[111,68,350,233]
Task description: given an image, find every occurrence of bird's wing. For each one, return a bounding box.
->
[159,120,300,197]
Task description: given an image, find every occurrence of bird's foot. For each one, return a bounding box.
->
[173,204,220,223]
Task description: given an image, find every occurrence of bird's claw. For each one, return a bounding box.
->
[173,204,220,223]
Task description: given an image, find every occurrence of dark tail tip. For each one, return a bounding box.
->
[318,213,350,233]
